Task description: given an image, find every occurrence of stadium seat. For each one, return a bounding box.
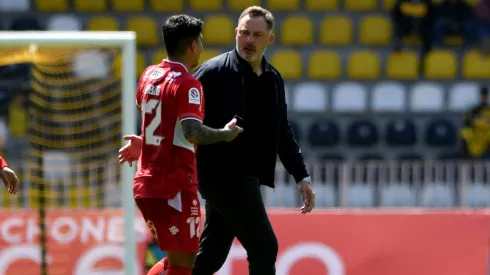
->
[410,82,444,111]
[203,15,234,45]
[425,119,457,146]
[308,120,340,147]
[424,50,457,79]
[381,184,415,207]
[348,184,374,207]
[281,16,313,45]
[466,183,490,207]
[229,0,260,10]
[421,183,454,207]
[320,16,352,45]
[293,82,327,112]
[150,0,183,11]
[332,82,367,112]
[462,50,490,79]
[306,0,338,10]
[74,0,106,11]
[383,0,396,9]
[308,50,341,79]
[137,52,146,77]
[448,83,479,111]
[87,16,119,31]
[386,51,418,80]
[35,0,67,11]
[127,17,158,46]
[10,17,42,31]
[199,49,221,65]
[270,50,302,80]
[47,15,82,31]
[359,15,391,45]
[153,48,167,65]
[345,0,376,10]
[397,153,423,160]
[267,0,300,10]
[371,82,406,112]
[74,50,110,79]
[347,50,380,80]
[189,0,221,10]
[0,0,29,11]
[386,119,417,146]
[347,120,379,147]
[315,184,336,207]
[112,0,144,11]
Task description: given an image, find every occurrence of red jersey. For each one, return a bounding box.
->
[133,59,204,199]
[0,157,7,168]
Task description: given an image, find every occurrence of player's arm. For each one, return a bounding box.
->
[181,118,240,145]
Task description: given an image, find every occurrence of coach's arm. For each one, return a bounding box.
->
[276,77,309,183]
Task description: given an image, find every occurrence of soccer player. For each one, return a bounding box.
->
[122,15,243,275]
[0,156,20,194]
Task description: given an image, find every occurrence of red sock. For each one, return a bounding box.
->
[147,257,168,275]
[166,264,192,275]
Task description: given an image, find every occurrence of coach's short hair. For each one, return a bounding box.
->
[162,15,203,57]
[238,6,275,31]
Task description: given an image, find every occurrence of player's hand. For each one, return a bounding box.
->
[222,118,243,142]
[298,181,315,214]
[0,167,20,195]
[118,135,143,167]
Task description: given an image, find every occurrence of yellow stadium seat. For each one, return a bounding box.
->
[87,17,119,31]
[306,0,338,10]
[153,48,167,65]
[137,52,147,77]
[203,15,234,45]
[308,50,341,79]
[112,0,144,11]
[150,0,183,11]
[229,0,260,11]
[463,50,490,79]
[345,0,376,10]
[424,50,457,79]
[36,0,68,11]
[127,17,158,46]
[281,16,313,45]
[348,50,380,80]
[189,0,222,10]
[74,0,106,11]
[320,16,352,45]
[267,0,300,10]
[383,0,396,9]
[199,49,221,66]
[359,16,391,45]
[387,51,418,80]
[270,50,302,80]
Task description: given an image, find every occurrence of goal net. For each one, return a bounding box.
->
[0,32,143,275]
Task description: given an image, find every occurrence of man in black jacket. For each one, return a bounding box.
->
[191,6,314,275]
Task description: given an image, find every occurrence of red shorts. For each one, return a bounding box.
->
[135,189,201,252]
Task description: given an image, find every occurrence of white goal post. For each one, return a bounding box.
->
[0,31,137,275]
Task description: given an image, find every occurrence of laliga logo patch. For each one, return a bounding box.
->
[188,87,201,104]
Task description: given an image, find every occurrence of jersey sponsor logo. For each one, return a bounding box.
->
[188,87,201,105]
[166,71,182,83]
[149,68,165,80]
[144,84,161,96]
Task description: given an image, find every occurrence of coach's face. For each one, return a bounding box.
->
[235,15,274,63]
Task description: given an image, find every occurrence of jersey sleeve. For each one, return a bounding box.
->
[136,66,154,108]
[0,157,8,168]
[177,78,204,122]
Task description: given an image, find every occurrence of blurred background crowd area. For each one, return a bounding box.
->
[0,0,490,209]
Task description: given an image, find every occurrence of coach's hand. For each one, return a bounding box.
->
[118,135,143,167]
[222,118,243,142]
[0,167,20,195]
[299,181,315,214]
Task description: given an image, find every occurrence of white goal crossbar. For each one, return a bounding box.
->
[0,31,138,275]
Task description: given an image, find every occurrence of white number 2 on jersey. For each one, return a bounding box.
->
[186,217,200,239]
[142,98,164,146]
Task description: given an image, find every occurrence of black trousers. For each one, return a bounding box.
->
[192,177,278,275]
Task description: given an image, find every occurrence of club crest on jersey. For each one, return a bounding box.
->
[188,88,201,105]
[149,68,165,80]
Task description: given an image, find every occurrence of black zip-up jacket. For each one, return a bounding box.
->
[193,49,309,188]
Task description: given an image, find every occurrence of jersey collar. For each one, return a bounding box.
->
[161,58,188,72]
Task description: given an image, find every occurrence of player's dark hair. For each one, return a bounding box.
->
[162,15,203,58]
